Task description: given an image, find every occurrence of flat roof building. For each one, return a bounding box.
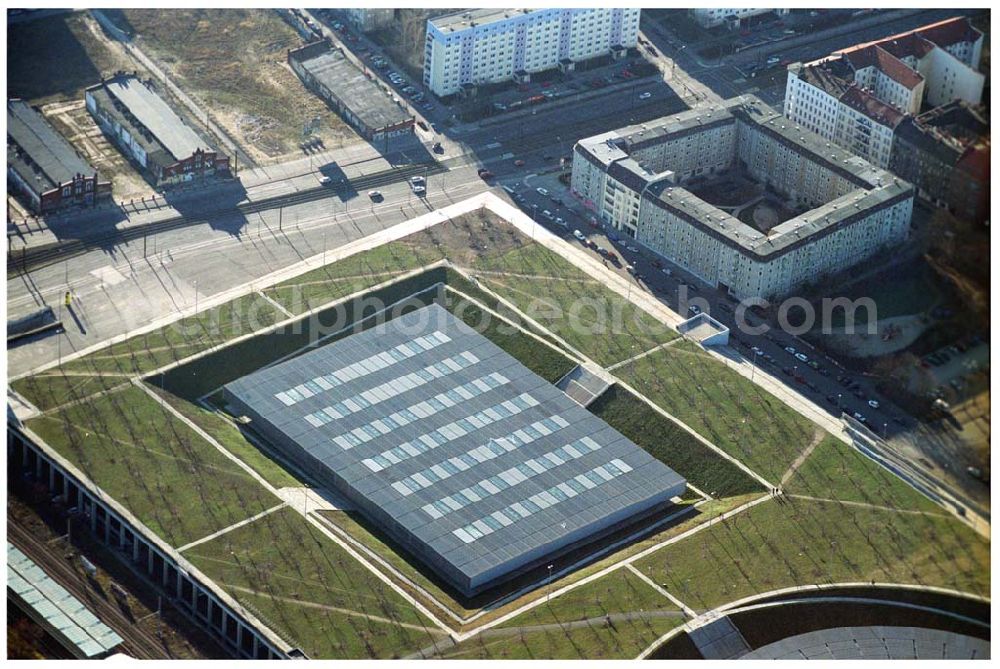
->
[572,96,914,300]
[289,40,414,143]
[225,305,686,596]
[423,9,640,97]
[86,74,229,186]
[7,99,111,213]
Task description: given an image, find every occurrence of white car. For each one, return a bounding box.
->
[536,187,549,196]
[795,352,808,362]
[409,175,425,186]
[412,185,426,196]
[784,346,796,355]
[541,209,554,220]
[554,217,567,228]
[868,399,880,409]
[689,305,701,315]
[751,346,764,356]
[853,412,867,423]
[573,229,586,241]
[318,176,333,185]
[638,92,652,100]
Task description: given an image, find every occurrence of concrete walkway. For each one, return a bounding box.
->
[176,502,287,553]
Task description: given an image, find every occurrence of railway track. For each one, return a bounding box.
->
[9,161,448,276]
[8,520,175,659]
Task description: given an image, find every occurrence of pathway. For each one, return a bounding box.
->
[779,428,826,488]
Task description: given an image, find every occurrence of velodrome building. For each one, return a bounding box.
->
[571,96,914,301]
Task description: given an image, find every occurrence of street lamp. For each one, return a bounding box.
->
[531,204,537,239]
[547,564,554,601]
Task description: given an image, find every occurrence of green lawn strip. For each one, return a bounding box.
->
[589,385,763,499]
[230,591,439,659]
[61,293,282,376]
[25,385,279,548]
[316,510,472,620]
[785,435,942,512]
[620,341,816,483]
[448,299,576,383]
[153,389,301,489]
[498,568,680,628]
[440,614,682,660]
[636,497,990,613]
[11,372,125,414]
[472,244,676,366]
[264,241,442,314]
[185,506,437,656]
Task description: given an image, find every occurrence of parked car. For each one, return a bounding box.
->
[318,176,333,185]
[689,305,701,315]
[638,91,652,100]
[536,187,549,196]
[573,229,586,241]
[368,190,382,200]
[477,168,495,180]
[541,209,554,220]
[554,217,567,228]
[513,159,526,167]
[784,346,796,355]
[795,352,808,362]
[868,399,880,409]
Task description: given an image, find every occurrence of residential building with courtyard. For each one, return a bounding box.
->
[571,96,914,301]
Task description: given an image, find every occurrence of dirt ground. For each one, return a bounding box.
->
[42,100,154,200]
[113,9,360,164]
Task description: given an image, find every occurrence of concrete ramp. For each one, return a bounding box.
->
[556,364,612,407]
[686,612,752,659]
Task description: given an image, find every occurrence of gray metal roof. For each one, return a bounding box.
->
[7,100,95,192]
[102,76,208,160]
[7,543,124,658]
[294,46,412,132]
[742,626,989,659]
[225,305,685,591]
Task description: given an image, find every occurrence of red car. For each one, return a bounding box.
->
[513,159,526,167]
[477,168,495,180]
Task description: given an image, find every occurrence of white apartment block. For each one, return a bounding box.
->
[423,8,640,97]
[784,16,984,168]
[689,8,788,29]
[571,97,913,301]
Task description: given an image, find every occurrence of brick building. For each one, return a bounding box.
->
[890,101,989,223]
[7,99,111,214]
[85,74,229,187]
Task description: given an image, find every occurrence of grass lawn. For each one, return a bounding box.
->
[8,12,136,103]
[618,341,816,483]
[474,244,677,367]
[107,9,357,161]
[62,293,283,376]
[11,372,129,414]
[185,507,439,658]
[636,497,990,613]
[153,388,301,489]
[25,384,280,548]
[589,385,763,499]
[497,568,681,628]
[784,435,941,513]
[264,242,441,315]
[438,614,681,660]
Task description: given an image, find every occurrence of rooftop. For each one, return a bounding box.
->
[8,543,123,658]
[290,43,412,131]
[7,100,96,193]
[224,305,685,595]
[430,8,536,33]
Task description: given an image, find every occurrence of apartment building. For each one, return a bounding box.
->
[423,8,640,97]
[86,74,229,186]
[571,97,913,301]
[784,17,985,168]
[890,101,989,223]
